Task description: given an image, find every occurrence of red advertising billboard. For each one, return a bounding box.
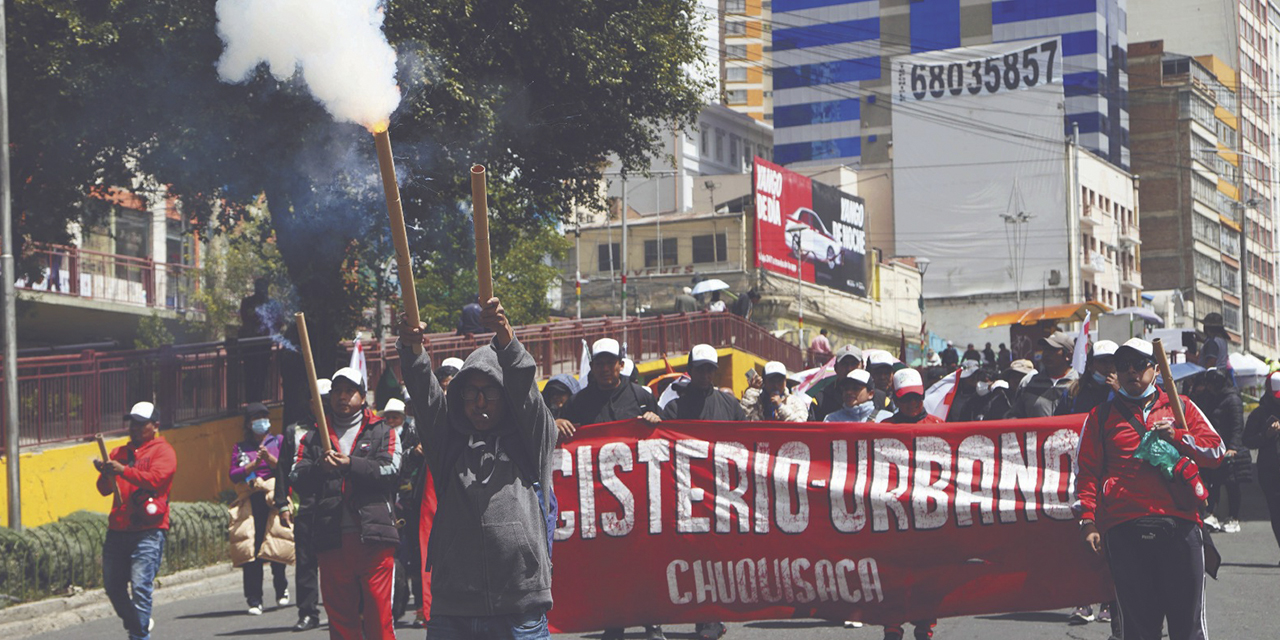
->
[753,158,868,296]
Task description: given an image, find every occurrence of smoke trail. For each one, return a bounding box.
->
[214,0,401,130]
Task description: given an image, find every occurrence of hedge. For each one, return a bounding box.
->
[0,502,229,606]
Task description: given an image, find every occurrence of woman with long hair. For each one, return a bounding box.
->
[1190,369,1251,533]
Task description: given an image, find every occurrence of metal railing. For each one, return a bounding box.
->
[15,245,200,311]
[1,312,799,450]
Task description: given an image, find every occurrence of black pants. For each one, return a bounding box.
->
[1105,517,1207,640]
[243,493,288,606]
[1261,465,1280,552]
[293,512,320,618]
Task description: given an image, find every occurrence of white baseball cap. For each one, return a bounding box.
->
[1116,337,1154,359]
[690,344,719,367]
[1091,340,1119,358]
[867,351,897,369]
[592,338,621,359]
[331,367,366,392]
[844,369,872,386]
[382,398,406,416]
[763,361,787,378]
[959,359,982,379]
[441,357,465,370]
[125,401,156,422]
[892,368,925,398]
[315,379,332,397]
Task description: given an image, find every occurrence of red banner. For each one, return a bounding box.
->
[543,416,1112,632]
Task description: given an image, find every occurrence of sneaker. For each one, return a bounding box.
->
[413,611,427,629]
[1203,514,1223,532]
[646,625,667,640]
[293,615,320,631]
[601,629,625,640]
[1068,605,1094,624]
[1097,603,1112,623]
[248,605,263,616]
[1223,519,1241,533]
[696,622,728,640]
[844,621,865,628]
[149,618,155,632]
[278,589,291,607]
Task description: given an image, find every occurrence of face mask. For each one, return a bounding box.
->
[251,419,271,435]
[1091,371,1108,384]
[976,381,991,396]
[1117,382,1156,401]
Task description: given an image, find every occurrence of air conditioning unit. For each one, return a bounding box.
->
[1048,270,1062,286]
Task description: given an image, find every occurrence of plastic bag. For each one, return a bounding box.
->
[1133,430,1181,479]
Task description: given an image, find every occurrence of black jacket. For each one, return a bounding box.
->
[273,422,316,512]
[662,386,747,421]
[946,388,979,422]
[291,408,401,552]
[564,379,658,426]
[1071,375,1114,414]
[1245,397,1280,479]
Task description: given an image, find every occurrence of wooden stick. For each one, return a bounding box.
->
[373,129,423,355]
[1152,338,1188,430]
[470,165,493,302]
[94,434,123,505]
[295,312,332,452]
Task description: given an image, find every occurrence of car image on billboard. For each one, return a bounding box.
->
[785,207,845,270]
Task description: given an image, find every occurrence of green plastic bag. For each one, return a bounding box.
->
[1133,430,1181,480]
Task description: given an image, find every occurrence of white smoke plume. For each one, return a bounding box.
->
[215,0,401,131]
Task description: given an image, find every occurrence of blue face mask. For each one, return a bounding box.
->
[251,418,271,435]
[1117,382,1156,401]
[1091,371,1108,384]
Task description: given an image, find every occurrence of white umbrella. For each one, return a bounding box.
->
[691,279,730,295]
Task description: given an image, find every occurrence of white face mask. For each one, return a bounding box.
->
[976,381,991,397]
[251,418,271,436]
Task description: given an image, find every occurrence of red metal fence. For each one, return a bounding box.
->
[2,312,800,450]
[16,245,200,311]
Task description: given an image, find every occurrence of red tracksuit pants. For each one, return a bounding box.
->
[318,533,397,640]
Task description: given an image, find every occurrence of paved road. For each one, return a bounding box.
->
[27,490,1280,640]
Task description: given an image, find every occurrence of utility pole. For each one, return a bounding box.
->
[2,2,22,530]
[1239,199,1257,354]
[620,175,628,321]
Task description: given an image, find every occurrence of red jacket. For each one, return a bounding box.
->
[102,436,178,531]
[1075,389,1224,532]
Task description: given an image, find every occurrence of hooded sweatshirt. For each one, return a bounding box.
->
[398,337,556,618]
[562,375,657,426]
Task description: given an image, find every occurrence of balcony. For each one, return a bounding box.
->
[1080,204,1101,227]
[15,245,200,312]
[1082,250,1107,274]
[1119,223,1141,246]
[1121,267,1142,291]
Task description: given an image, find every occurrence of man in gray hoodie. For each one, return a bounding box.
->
[397,297,556,640]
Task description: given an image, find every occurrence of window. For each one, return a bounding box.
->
[1179,91,1215,130]
[700,128,708,154]
[726,89,748,104]
[1191,175,1219,209]
[597,243,620,272]
[726,0,746,13]
[1194,253,1220,285]
[1193,214,1219,248]
[715,130,724,161]
[729,136,740,162]
[1222,265,1240,295]
[726,44,748,59]
[1220,226,1240,256]
[692,233,728,263]
[644,238,678,268]
[726,67,748,82]
[726,21,746,36]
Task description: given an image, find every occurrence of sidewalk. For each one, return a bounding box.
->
[0,564,239,639]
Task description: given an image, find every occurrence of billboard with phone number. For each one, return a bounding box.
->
[753,158,867,297]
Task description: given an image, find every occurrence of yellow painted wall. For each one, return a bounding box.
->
[634,347,769,397]
[0,407,282,528]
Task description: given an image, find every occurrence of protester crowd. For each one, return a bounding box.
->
[90,303,1280,640]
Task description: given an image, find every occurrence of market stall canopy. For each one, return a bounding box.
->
[978,302,1112,329]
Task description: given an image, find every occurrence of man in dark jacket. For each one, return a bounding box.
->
[814,345,863,420]
[731,289,761,320]
[456,295,485,335]
[274,380,326,632]
[660,344,741,640]
[563,338,665,640]
[292,368,401,640]
[398,297,556,639]
[945,360,983,422]
[1010,332,1078,418]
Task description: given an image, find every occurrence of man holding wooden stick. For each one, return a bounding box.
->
[93,402,176,640]
[1075,338,1225,640]
[397,296,557,640]
[291,368,402,640]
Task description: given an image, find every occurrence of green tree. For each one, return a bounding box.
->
[183,208,292,341]
[134,312,174,350]
[7,0,710,355]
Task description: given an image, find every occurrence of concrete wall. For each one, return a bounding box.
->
[924,288,1070,353]
[0,407,281,528]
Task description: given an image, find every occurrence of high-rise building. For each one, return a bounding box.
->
[1129,1,1278,357]
[722,0,774,122]
[770,0,1130,170]
[1127,43,1276,357]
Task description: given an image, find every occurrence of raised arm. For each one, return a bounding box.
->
[396,316,448,472]
[483,298,555,473]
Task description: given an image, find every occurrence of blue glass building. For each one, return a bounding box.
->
[771,0,1130,169]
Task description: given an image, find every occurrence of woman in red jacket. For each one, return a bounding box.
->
[1075,338,1225,640]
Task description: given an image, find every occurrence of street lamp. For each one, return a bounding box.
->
[916,257,931,361]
